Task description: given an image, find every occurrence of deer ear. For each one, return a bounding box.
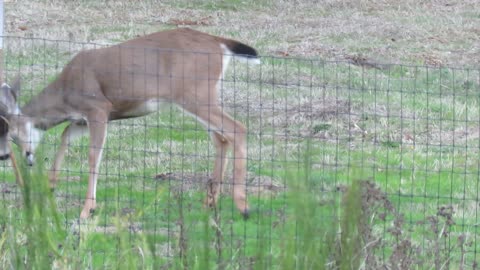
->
[9,75,21,101]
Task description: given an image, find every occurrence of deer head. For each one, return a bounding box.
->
[0,77,42,166]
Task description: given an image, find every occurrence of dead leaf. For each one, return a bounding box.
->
[345,54,388,70]
[404,133,414,142]
[274,50,290,57]
[154,172,173,180]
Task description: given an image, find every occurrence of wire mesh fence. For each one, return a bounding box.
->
[0,35,479,269]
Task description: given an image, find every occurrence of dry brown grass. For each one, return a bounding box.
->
[5,0,479,67]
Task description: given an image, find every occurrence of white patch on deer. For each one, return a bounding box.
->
[123,99,163,117]
[219,44,232,82]
[68,112,86,121]
[243,57,261,65]
[220,43,261,65]
[0,136,9,157]
[66,123,88,142]
[217,44,233,99]
[26,152,34,165]
[218,43,260,92]
[13,106,21,115]
[91,129,108,198]
[25,121,44,152]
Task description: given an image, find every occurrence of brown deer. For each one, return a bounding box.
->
[1,28,259,219]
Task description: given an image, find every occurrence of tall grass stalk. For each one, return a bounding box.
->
[337,179,363,270]
[0,144,368,269]
[10,147,66,269]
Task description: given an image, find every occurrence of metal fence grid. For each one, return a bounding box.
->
[0,36,479,269]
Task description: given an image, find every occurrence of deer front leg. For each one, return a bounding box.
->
[49,121,87,190]
[80,115,108,219]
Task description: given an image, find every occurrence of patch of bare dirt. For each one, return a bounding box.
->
[154,171,284,197]
[282,98,353,123]
[166,16,213,26]
[262,96,364,140]
[420,125,480,147]
[345,54,390,70]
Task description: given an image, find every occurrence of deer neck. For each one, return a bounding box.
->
[20,86,77,131]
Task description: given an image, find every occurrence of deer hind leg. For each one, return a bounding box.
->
[205,132,229,209]
[80,112,108,219]
[184,105,249,217]
[49,121,88,190]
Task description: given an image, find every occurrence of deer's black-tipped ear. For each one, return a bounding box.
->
[9,75,21,101]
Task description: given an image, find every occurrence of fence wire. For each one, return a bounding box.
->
[0,36,479,269]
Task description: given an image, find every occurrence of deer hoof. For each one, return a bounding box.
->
[80,208,96,219]
[80,209,90,219]
[241,208,250,220]
[204,195,218,209]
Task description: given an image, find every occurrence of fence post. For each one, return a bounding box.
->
[0,0,3,82]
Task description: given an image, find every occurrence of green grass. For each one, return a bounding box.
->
[1,14,480,268]
[0,143,372,269]
[1,145,472,269]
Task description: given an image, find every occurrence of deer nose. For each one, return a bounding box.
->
[26,151,34,166]
[0,153,10,160]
